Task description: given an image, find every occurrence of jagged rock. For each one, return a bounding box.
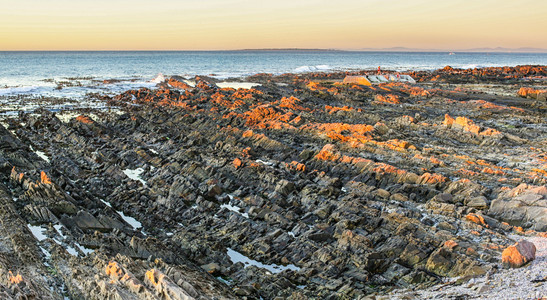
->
[489,184,547,231]
[465,196,488,209]
[144,269,195,300]
[501,240,536,268]
[1,65,545,298]
[71,210,109,231]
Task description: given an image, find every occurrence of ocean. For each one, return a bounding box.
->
[0,50,545,112]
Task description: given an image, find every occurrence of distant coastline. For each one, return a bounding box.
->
[233,48,345,52]
[350,47,547,53]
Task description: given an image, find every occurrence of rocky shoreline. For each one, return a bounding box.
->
[0,65,546,299]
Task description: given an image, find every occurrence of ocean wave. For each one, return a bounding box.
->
[150,73,165,83]
[293,65,332,73]
[0,86,52,96]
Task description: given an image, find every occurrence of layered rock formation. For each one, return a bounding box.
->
[0,65,545,299]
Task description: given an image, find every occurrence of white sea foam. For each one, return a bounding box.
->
[208,72,253,80]
[1,52,545,115]
[0,86,48,96]
[151,73,165,83]
[183,80,196,87]
[293,65,331,73]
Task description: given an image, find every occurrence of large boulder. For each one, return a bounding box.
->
[501,240,536,268]
[518,87,547,100]
[489,184,547,231]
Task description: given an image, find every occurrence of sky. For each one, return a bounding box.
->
[0,0,546,51]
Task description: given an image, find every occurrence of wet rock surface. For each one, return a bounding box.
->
[0,65,545,299]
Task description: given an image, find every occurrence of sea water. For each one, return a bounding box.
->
[0,50,545,106]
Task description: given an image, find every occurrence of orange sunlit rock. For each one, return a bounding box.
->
[343,76,371,86]
[482,167,505,175]
[325,105,354,114]
[105,261,124,280]
[233,158,242,169]
[381,139,416,151]
[76,115,94,124]
[502,240,536,268]
[453,116,479,134]
[285,161,306,172]
[466,213,488,227]
[418,172,447,185]
[518,87,547,99]
[242,130,254,138]
[167,78,192,89]
[278,96,310,111]
[374,94,401,104]
[306,81,323,91]
[8,271,23,284]
[479,128,502,136]
[443,114,500,136]
[40,171,52,185]
[145,269,160,287]
[443,240,458,250]
[315,144,340,162]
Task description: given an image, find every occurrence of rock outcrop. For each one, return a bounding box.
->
[501,240,536,268]
[490,184,547,231]
[0,66,546,298]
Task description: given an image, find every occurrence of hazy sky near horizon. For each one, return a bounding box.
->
[0,0,545,51]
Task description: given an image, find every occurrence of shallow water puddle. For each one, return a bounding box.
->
[255,159,275,166]
[220,203,249,218]
[216,276,234,286]
[54,224,94,256]
[35,151,50,163]
[29,145,50,163]
[216,82,261,89]
[40,246,52,259]
[226,248,300,274]
[74,242,94,255]
[117,210,143,230]
[54,224,67,239]
[99,199,112,208]
[123,168,147,185]
[28,224,48,241]
[100,199,144,231]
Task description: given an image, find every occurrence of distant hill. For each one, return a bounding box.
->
[229,47,546,53]
[462,47,547,53]
[234,48,344,52]
[352,47,547,53]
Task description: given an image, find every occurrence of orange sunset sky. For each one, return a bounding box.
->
[0,0,546,51]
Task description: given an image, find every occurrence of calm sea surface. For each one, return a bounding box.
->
[0,50,545,99]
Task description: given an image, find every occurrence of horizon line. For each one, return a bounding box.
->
[1,47,547,53]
